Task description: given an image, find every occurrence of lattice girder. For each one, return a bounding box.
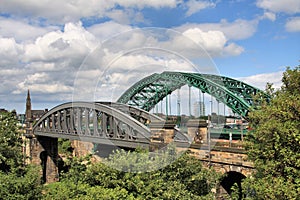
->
[118,71,269,119]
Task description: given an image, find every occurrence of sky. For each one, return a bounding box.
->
[0,0,299,114]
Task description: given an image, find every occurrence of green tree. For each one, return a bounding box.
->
[0,111,24,173]
[46,146,220,199]
[238,66,300,199]
[0,111,42,199]
[0,166,42,199]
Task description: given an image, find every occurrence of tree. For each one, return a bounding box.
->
[0,166,42,199]
[238,66,300,199]
[0,111,42,199]
[0,111,23,173]
[45,145,221,199]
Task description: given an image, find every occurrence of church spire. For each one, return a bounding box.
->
[26,89,32,121]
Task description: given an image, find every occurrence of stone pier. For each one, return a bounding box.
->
[149,120,176,151]
[187,119,208,144]
[30,136,59,183]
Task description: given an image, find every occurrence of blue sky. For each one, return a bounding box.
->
[0,0,299,113]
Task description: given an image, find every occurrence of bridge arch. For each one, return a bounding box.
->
[220,171,246,199]
[117,71,269,119]
[33,102,153,148]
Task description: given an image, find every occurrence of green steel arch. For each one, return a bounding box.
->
[117,71,269,119]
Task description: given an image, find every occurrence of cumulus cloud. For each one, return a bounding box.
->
[0,20,246,109]
[184,0,216,16]
[238,71,283,90]
[181,28,244,57]
[177,19,259,41]
[0,0,180,24]
[256,0,300,14]
[285,17,300,32]
[23,22,98,63]
[87,21,132,41]
[2,22,100,104]
[0,37,23,67]
[0,16,265,113]
[0,17,58,42]
[261,11,276,21]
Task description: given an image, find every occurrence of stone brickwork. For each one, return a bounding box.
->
[149,120,175,151]
[187,119,208,144]
[187,147,254,176]
[30,136,59,183]
[72,140,94,157]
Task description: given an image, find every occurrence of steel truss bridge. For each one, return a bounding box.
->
[118,71,269,118]
[33,71,269,147]
[33,101,190,148]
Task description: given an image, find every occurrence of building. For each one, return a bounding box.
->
[25,90,48,136]
[25,90,47,123]
[193,101,205,117]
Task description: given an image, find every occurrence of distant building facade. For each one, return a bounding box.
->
[193,101,205,117]
[25,90,47,122]
[25,90,48,136]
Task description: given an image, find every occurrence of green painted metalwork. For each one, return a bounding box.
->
[117,71,270,119]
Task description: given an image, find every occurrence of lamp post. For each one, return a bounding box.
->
[208,96,213,167]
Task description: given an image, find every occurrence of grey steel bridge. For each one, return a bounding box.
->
[30,71,268,184]
[33,71,268,149]
[33,101,190,149]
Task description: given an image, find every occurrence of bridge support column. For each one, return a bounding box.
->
[149,120,176,151]
[187,119,208,144]
[30,136,59,183]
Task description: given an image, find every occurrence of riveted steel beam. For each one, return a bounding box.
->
[117,71,270,119]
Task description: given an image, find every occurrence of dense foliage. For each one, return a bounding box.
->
[44,148,221,199]
[0,111,221,199]
[0,111,24,173]
[237,66,300,199]
[0,111,42,199]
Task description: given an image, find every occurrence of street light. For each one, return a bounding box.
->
[208,96,213,167]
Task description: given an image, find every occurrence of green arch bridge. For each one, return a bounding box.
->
[117,71,270,120]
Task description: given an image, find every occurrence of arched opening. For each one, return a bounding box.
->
[220,171,246,199]
[40,151,48,183]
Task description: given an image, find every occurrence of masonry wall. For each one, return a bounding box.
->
[30,136,59,183]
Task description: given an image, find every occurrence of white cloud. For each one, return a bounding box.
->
[185,0,216,16]
[223,43,244,56]
[23,22,98,63]
[0,18,266,112]
[238,71,283,90]
[256,0,300,14]
[0,21,239,108]
[0,37,23,67]
[114,0,179,9]
[183,28,226,52]
[261,11,276,21]
[0,0,109,23]
[285,17,300,32]
[177,19,259,40]
[87,21,132,41]
[182,28,244,57]
[0,0,180,24]
[0,17,58,42]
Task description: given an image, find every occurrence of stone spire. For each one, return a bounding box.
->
[26,89,32,121]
